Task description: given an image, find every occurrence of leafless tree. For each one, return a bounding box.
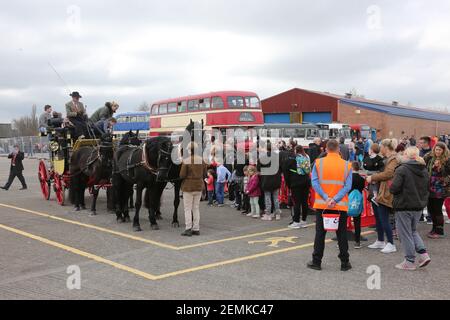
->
[348,88,365,99]
[136,101,149,111]
[12,104,39,136]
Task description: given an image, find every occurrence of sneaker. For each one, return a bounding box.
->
[181,229,193,237]
[395,260,416,271]
[426,220,433,225]
[217,204,224,207]
[275,214,281,221]
[418,253,431,268]
[381,243,397,254]
[299,220,308,228]
[446,219,450,224]
[288,222,302,229]
[427,232,444,239]
[368,240,386,249]
[261,214,273,221]
[246,212,253,217]
[252,214,260,219]
[354,242,362,249]
[192,230,200,236]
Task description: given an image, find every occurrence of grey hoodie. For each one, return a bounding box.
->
[390,160,429,211]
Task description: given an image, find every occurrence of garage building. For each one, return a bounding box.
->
[261,88,450,138]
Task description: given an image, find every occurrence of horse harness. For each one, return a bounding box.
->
[126,142,159,178]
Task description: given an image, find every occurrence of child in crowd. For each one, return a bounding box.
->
[245,166,261,218]
[205,169,215,206]
[351,161,366,249]
[241,166,250,214]
[363,143,384,204]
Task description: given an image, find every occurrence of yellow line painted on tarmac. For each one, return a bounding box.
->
[0,223,158,281]
[0,203,178,250]
[176,225,314,250]
[0,221,375,281]
[154,230,375,280]
[0,203,306,250]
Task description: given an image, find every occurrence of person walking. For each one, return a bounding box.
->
[389,146,431,270]
[366,139,399,254]
[307,140,353,271]
[179,143,207,237]
[284,145,311,229]
[424,142,450,239]
[1,145,27,191]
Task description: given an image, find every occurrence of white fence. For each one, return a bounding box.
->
[0,136,50,159]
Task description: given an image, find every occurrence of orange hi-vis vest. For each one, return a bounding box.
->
[313,153,352,212]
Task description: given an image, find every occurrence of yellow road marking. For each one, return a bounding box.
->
[0,203,178,250]
[155,230,375,280]
[0,223,158,281]
[0,221,375,281]
[0,203,309,250]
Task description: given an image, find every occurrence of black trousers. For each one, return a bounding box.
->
[427,197,445,235]
[312,210,349,265]
[291,187,310,223]
[4,167,27,189]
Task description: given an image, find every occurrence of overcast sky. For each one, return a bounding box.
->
[1,0,450,122]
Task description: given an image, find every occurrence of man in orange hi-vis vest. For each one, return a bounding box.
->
[307,139,353,272]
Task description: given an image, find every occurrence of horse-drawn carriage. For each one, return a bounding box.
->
[38,121,115,212]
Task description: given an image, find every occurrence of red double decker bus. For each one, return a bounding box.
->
[149,91,264,136]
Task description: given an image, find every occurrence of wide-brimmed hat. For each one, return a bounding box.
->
[70,91,82,98]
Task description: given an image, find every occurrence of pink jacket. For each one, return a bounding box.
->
[246,174,261,197]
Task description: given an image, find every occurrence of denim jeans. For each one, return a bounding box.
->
[215,182,225,205]
[264,190,280,215]
[375,204,394,244]
[207,191,214,205]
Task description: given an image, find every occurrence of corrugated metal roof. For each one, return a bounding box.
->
[306,89,450,122]
[339,99,450,122]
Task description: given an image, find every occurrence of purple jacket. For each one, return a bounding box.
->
[246,174,261,197]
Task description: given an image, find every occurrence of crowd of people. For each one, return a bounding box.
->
[185,133,450,272]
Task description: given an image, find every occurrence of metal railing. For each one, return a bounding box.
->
[0,136,50,159]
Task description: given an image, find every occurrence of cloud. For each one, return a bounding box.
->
[1,0,450,122]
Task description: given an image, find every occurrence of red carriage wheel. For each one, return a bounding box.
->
[38,160,50,200]
[54,174,65,206]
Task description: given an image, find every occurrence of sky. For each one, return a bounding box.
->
[1,0,450,122]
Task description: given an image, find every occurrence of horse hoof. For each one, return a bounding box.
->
[150,224,160,230]
[133,225,142,232]
[156,215,163,220]
[172,222,180,228]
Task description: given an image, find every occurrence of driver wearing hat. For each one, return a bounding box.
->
[65,91,87,140]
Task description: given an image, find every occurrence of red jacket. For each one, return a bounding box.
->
[206,176,214,191]
[246,174,261,197]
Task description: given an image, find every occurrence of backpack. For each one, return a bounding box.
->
[348,189,364,217]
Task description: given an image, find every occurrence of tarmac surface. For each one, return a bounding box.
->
[0,157,449,300]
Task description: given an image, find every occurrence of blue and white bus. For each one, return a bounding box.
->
[113,111,150,139]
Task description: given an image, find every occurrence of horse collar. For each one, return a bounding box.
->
[141,142,158,175]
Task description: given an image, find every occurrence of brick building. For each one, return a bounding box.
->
[261,88,450,138]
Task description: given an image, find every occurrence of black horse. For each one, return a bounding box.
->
[114,136,177,230]
[69,132,114,214]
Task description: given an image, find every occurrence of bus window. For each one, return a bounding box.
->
[168,102,177,113]
[284,128,306,138]
[245,96,260,108]
[212,97,224,109]
[188,100,199,111]
[130,116,138,122]
[227,96,244,108]
[151,105,159,115]
[199,98,211,109]
[117,116,126,123]
[159,104,168,114]
[307,129,319,138]
[178,101,187,112]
